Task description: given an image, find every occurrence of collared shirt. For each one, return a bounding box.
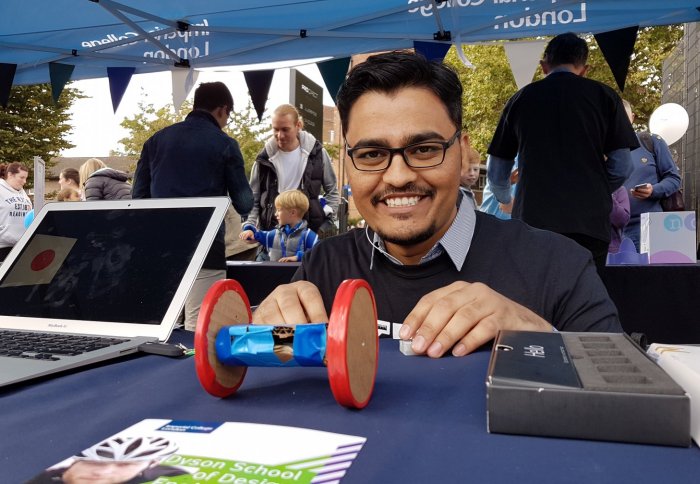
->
[369,188,476,271]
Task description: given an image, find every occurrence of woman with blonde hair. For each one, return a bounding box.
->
[79,158,131,200]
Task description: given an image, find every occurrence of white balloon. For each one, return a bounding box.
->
[649,103,689,145]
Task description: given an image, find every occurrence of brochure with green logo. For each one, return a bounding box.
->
[27,419,366,483]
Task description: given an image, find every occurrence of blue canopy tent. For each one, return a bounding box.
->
[1,0,700,85]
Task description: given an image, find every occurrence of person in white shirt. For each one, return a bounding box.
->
[243,104,340,259]
[0,162,32,261]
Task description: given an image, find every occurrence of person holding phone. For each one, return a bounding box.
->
[621,100,682,251]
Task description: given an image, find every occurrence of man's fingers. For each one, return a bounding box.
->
[402,282,481,355]
[296,281,329,323]
[252,281,328,325]
[400,283,461,340]
[419,286,491,357]
[401,281,552,358]
[451,317,499,356]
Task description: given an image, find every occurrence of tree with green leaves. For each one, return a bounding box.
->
[227,106,269,176]
[114,96,268,177]
[0,84,81,186]
[445,26,683,156]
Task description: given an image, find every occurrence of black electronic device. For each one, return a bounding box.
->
[486,331,690,446]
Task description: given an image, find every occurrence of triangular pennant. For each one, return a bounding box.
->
[171,68,199,111]
[0,63,17,108]
[503,40,547,90]
[48,62,75,104]
[317,57,350,104]
[107,67,135,113]
[594,26,639,92]
[413,41,452,63]
[244,69,274,121]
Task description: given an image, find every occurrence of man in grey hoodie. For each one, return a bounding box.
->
[243,104,339,260]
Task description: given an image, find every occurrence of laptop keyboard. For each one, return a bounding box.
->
[0,330,129,361]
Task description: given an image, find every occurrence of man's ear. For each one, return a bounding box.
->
[212,105,228,127]
[540,59,550,75]
[459,132,471,162]
[459,133,471,176]
[460,131,471,150]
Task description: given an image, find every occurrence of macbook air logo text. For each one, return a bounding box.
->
[48,323,67,329]
[523,344,545,358]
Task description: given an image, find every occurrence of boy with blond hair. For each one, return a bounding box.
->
[240,189,318,262]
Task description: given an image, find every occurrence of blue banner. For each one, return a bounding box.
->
[1,1,699,85]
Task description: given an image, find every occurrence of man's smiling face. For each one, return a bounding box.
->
[344,86,467,261]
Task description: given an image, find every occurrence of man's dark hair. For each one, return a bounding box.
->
[193,81,234,112]
[542,32,588,67]
[336,51,463,136]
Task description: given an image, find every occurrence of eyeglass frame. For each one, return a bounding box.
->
[345,129,462,172]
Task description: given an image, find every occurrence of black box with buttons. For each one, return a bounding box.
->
[486,331,690,446]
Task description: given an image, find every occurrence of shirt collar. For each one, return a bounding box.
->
[368,188,476,271]
[547,66,577,76]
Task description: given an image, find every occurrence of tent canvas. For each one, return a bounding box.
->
[2,0,700,85]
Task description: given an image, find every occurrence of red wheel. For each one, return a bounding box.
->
[195,279,251,397]
[327,279,378,409]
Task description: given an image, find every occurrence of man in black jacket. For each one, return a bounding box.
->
[132,81,253,331]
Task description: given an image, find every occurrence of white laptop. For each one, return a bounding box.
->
[0,196,229,387]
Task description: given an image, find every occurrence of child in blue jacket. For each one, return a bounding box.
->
[240,189,318,262]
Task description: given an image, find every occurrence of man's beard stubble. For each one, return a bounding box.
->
[369,182,437,246]
[374,220,437,247]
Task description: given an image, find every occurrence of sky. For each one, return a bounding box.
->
[61,60,333,157]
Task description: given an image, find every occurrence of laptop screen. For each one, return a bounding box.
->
[0,203,218,327]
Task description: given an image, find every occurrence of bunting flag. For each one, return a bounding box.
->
[49,62,75,104]
[413,41,452,63]
[244,69,274,121]
[594,26,639,92]
[503,40,547,90]
[0,63,17,108]
[317,57,350,104]
[107,67,135,113]
[171,68,199,111]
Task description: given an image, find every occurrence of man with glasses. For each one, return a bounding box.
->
[253,51,622,358]
[132,81,253,331]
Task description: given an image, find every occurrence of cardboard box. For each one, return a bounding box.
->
[640,211,696,263]
[486,331,690,446]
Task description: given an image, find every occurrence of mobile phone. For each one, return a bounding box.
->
[633,183,647,191]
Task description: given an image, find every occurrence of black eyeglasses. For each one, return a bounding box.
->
[346,130,461,172]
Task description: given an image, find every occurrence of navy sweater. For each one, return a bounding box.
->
[294,212,622,333]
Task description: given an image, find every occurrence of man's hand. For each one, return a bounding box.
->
[399,281,552,358]
[253,281,328,325]
[278,255,299,263]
